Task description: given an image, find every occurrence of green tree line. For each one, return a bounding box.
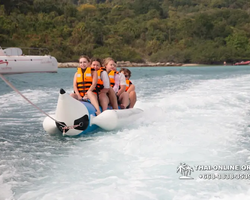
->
[0,0,250,64]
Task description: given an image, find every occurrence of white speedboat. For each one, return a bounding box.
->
[0,46,58,74]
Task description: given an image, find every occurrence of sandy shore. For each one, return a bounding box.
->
[182,63,200,66]
[58,62,79,68]
[58,61,185,68]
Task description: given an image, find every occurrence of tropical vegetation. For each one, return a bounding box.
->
[1,0,250,64]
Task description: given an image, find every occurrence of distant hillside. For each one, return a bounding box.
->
[0,0,250,64]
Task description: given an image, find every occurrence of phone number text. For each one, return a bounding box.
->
[199,173,250,180]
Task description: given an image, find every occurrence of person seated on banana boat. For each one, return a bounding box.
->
[91,57,118,110]
[103,57,129,109]
[70,55,101,115]
[119,68,137,108]
[90,57,116,111]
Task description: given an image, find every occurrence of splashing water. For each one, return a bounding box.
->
[1,66,250,200]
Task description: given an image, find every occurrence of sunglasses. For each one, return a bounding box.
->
[125,75,129,78]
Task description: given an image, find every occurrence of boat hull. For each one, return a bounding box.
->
[234,61,250,65]
[0,55,58,74]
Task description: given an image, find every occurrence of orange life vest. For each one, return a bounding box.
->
[125,80,132,91]
[76,67,96,97]
[108,70,119,88]
[96,68,105,92]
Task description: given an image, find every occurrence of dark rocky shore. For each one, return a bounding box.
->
[58,61,185,68]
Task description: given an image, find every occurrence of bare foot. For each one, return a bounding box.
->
[119,104,125,109]
[95,110,101,116]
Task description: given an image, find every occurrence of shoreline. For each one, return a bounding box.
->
[58,62,200,68]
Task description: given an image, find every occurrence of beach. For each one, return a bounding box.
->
[58,61,187,68]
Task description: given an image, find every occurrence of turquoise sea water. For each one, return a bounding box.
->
[1,65,250,200]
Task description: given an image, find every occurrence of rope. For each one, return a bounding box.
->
[0,73,65,127]
[62,124,81,135]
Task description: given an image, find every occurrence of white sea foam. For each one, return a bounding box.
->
[14,74,250,200]
[0,171,15,200]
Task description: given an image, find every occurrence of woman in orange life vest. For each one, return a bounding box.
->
[119,68,137,108]
[90,58,118,110]
[103,57,129,109]
[70,55,101,115]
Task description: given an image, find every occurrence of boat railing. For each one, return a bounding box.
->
[1,47,50,56]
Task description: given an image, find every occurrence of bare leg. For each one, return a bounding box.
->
[86,91,101,115]
[108,88,118,109]
[70,93,78,99]
[119,92,129,109]
[99,92,109,111]
[71,93,83,100]
[129,91,137,108]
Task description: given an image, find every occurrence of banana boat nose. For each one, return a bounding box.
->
[43,89,90,136]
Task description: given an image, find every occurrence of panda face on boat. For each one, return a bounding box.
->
[53,89,91,136]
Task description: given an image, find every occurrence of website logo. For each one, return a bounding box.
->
[177,163,194,180]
